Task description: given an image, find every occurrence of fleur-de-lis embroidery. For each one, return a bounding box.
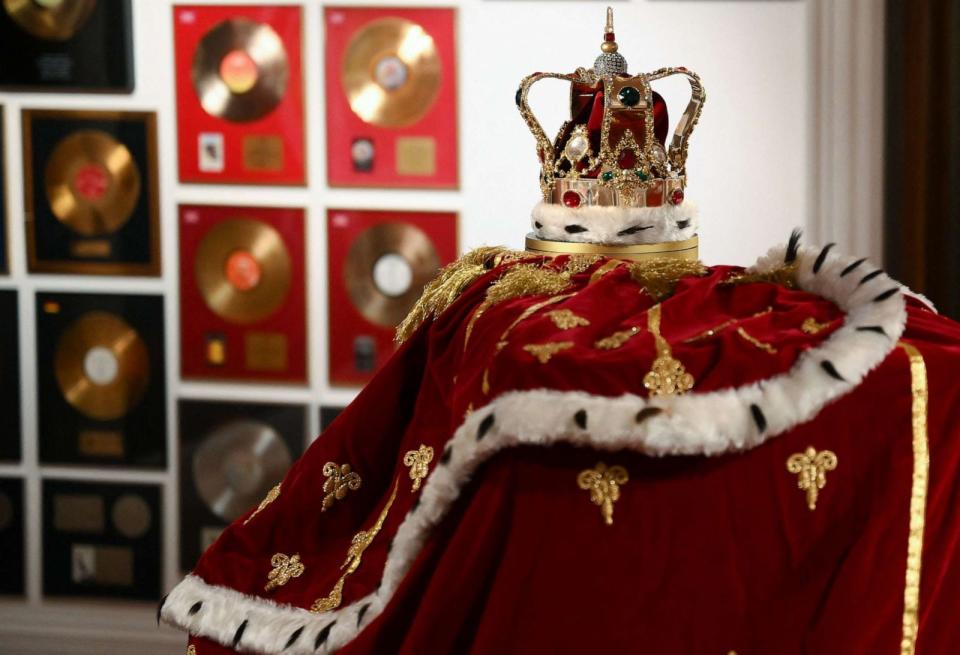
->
[577,462,629,525]
[801,317,830,335]
[523,341,574,363]
[594,326,640,350]
[546,309,591,330]
[186,646,197,655]
[786,446,838,510]
[243,483,281,525]
[322,462,362,511]
[403,445,434,492]
[264,553,304,592]
[643,304,694,396]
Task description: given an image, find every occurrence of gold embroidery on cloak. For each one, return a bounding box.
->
[244,483,281,525]
[785,447,838,510]
[643,304,694,396]
[577,463,628,525]
[322,463,362,511]
[403,445,434,492]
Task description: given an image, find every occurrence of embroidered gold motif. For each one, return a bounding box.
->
[801,317,830,334]
[186,647,197,655]
[786,447,838,510]
[322,463,362,511]
[594,326,640,350]
[577,463,628,525]
[403,445,434,492]
[243,483,281,525]
[898,342,930,655]
[628,258,707,301]
[482,367,491,394]
[523,341,574,363]
[264,552,305,592]
[311,481,399,613]
[563,254,602,274]
[683,306,773,343]
[723,264,798,289]
[736,327,778,354]
[588,259,623,284]
[547,309,591,330]
[643,304,694,396]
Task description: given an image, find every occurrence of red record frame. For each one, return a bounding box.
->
[324,6,458,189]
[179,204,307,383]
[327,208,457,386]
[173,5,305,185]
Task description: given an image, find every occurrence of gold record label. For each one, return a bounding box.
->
[395,136,436,176]
[192,18,289,123]
[195,218,292,324]
[44,130,141,237]
[78,430,125,458]
[242,135,284,172]
[54,311,150,421]
[344,222,441,327]
[53,494,105,533]
[341,17,442,128]
[244,331,287,371]
[3,0,97,41]
[191,419,293,522]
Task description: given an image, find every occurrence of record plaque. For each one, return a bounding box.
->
[42,479,160,600]
[178,399,305,570]
[36,292,166,467]
[0,290,21,461]
[324,7,458,189]
[328,208,457,385]
[179,204,307,383]
[23,109,160,276]
[0,477,24,595]
[0,0,134,92]
[1,106,7,274]
[174,5,305,185]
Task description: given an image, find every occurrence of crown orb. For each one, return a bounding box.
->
[594,52,628,77]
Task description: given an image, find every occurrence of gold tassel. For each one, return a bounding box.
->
[628,258,707,301]
[395,247,517,343]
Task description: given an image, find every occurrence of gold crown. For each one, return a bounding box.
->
[516,8,705,211]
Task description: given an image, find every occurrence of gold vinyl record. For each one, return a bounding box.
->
[3,0,97,41]
[54,311,150,421]
[192,419,292,522]
[191,18,289,123]
[44,129,141,237]
[344,222,440,328]
[195,218,292,324]
[341,17,441,128]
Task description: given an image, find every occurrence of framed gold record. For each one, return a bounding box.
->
[3,0,97,42]
[193,217,292,325]
[23,109,160,276]
[191,17,289,123]
[341,16,442,128]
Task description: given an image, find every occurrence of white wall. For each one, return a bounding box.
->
[0,0,878,652]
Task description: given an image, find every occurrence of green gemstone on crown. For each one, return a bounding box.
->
[618,86,641,107]
[601,171,614,182]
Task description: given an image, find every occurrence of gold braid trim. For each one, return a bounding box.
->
[463,265,574,351]
[722,264,798,289]
[628,258,707,301]
[396,247,522,343]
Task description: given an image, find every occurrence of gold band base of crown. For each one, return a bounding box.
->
[550,176,686,209]
[525,235,699,262]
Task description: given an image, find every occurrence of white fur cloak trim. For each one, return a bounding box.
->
[161,241,908,654]
[530,200,699,244]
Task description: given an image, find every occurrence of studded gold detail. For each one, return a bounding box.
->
[243,483,280,525]
[802,317,831,335]
[594,326,640,350]
[898,342,930,655]
[523,341,574,364]
[322,463,362,512]
[643,304,694,396]
[547,309,591,330]
[682,306,773,344]
[187,647,197,655]
[403,445,434,492]
[577,462,628,525]
[264,553,305,592]
[311,481,399,613]
[786,447,838,511]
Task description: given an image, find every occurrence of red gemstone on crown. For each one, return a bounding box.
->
[670,188,685,205]
[605,32,615,42]
[617,150,637,169]
[562,190,582,208]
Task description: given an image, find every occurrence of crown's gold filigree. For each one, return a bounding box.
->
[515,8,705,210]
